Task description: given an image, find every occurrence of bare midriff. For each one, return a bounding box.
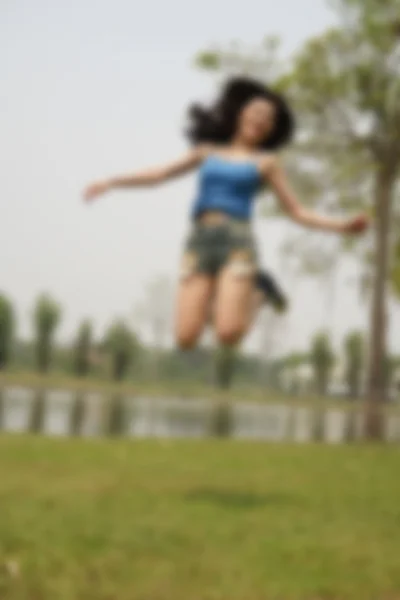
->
[197,210,248,225]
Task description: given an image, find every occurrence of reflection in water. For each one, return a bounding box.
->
[42,390,72,436]
[385,414,400,441]
[3,387,33,432]
[127,397,214,439]
[324,410,347,444]
[0,386,399,443]
[232,403,291,441]
[292,408,314,443]
[80,393,103,437]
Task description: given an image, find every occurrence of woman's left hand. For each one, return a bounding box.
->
[343,214,370,234]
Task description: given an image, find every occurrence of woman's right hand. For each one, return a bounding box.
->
[83,180,112,203]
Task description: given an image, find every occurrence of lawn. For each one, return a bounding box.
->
[0,437,400,599]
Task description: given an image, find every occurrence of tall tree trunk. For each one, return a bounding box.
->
[37,335,51,373]
[365,168,394,439]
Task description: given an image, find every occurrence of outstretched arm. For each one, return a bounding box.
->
[84,146,206,202]
[264,157,369,234]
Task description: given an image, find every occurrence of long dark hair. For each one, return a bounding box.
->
[186,77,295,151]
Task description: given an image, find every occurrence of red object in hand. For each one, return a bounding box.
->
[346,214,370,234]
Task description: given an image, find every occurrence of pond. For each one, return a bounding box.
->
[0,386,399,443]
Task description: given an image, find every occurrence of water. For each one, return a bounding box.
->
[127,397,214,438]
[324,410,348,444]
[292,408,314,442]
[2,387,33,432]
[232,403,291,441]
[0,386,398,443]
[80,392,104,437]
[42,390,74,436]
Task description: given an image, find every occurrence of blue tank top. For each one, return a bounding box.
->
[191,155,262,221]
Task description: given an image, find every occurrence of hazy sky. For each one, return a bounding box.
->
[1,0,399,355]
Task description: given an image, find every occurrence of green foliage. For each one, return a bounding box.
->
[383,354,400,390]
[196,36,281,80]
[195,51,220,70]
[278,352,310,371]
[310,332,336,395]
[72,320,92,377]
[275,352,310,394]
[0,294,15,369]
[33,294,62,373]
[103,321,139,381]
[289,7,400,284]
[195,0,400,283]
[343,331,365,398]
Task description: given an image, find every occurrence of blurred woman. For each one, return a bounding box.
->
[84,77,368,351]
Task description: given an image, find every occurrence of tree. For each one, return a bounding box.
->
[214,345,237,389]
[343,331,365,398]
[256,308,288,387]
[0,294,15,369]
[383,355,400,395]
[391,237,400,298]
[72,320,92,377]
[278,352,311,394]
[103,321,139,381]
[309,332,336,396]
[33,294,61,373]
[195,0,400,437]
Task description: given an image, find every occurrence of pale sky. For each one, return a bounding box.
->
[1,0,399,356]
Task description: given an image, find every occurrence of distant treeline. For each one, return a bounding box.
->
[0,293,399,399]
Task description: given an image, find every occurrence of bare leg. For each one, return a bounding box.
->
[175,274,215,350]
[208,266,254,389]
[208,286,264,330]
[214,266,254,346]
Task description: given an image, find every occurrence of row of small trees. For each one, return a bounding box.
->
[280,331,400,399]
[2,292,398,399]
[0,294,139,381]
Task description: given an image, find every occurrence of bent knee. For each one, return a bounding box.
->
[176,330,201,351]
[215,324,247,346]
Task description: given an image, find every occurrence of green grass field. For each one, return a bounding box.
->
[1,437,400,600]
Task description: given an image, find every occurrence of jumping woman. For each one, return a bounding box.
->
[84,77,368,352]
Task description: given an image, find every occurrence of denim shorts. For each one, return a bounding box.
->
[180,217,258,279]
